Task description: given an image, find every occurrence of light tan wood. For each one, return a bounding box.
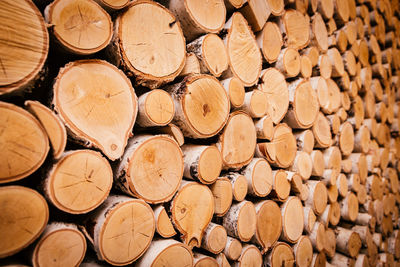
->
[210,177,233,217]
[0,0,49,95]
[336,227,362,258]
[275,47,301,78]
[153,205,177,238]
[239,0,271,32]
[305,180,328,216]
[331,253,356,267]
[223,200,256,242]
[224,236,242,261]
[242,158,273,197]
[32,223,86,267]
[258,68,289,124]
[324,228,336,258]
[281,196,304,243]
[317,0,334,19]
[85,196,155,266]
[313,112,332,148]
[311,13,329,52]
[53,60,137,160]
[223,12,262,86]
[301,55,313,78]
[303,206,316,234]
[201,222,227,254]
[220,77,245,109]
[270,170,290,201]
[309,221,325,252]
[136,239,193,267]
[293,236,313,267]
[45,0,112,55]
[304,46,320,67]
[341,192,359,222]
[294,130,315,154]
[216,253,230,267]
[154,124,185,147]
[311,150,325,176]
[224,172,248,201]
[218,111,256,169]
[171,182,214,247]
[257,22,283,63]
[178,53,201,77]
[136,90,174,127]
[254,115,274,140]
[314,54,332,79]
[280,9,310,49]
[116,135,183,204]
[0,102,49,184]
[224,0,247,10]
[187,33,228,77]
[288,172,309,201]
[265,242,295,267]
[338,122,355,156]
[336,173,349,197]
[93,0,129,11]
[240,89,268,118]
[0,186,49,258]
[234,245,262,267]
[290,151,313,180]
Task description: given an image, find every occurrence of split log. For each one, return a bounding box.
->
[279,9,310,49]
[217,111,257,169]
[187,34,228,77]
[256,22,283,63]
[288,172,309,201]
[241,158,273,197]
[224,172,248,201]
[84,195,155,265]
[201,222,227,254]
[301,55,313,78]
[234,245,262,267]
[293,236,313,267]
[314,54,332,79]
[44,0,112,55]
[335,227,362,258]
[223,200,257,242]
[223,12,262,86]
[153,205,177,238]
[31,223,86,267]
[304,46,320,67]
[136,90,174,127]
[53,60,138,160]
[166,74,230,139]
[224,237,242,261]
[43,150,112,214]
[0,0,49,95]
[115,135,183,204]
[136,239,193,267]
[0,102,49,184]
[178,53,201,77]
[281,196,304,243]
[210,177,233,217]
[265,242,295,267]
[252,200,282,253]
[171,182,214,247]
[275,48,301,78]
[0,186,49,258]
[239,0,271,32]
[220,77,245,109]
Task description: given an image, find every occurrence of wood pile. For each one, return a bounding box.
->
[1,0,400,266]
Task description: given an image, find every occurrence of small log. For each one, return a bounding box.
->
[240,90,268,118]
[311,150,325,176]
[136,239,193,267]
[354,125,371,153]
[301,55,313,78]
[314,54,332,79]
[327,47,345,77]
[252,200,282,253]
[348,173,361,193]
[115,135,183,204]
[0,186,49,258]
[348,153,368,184]
[323,146,342,172]
[239,0,273,32]
[309,221,326,252]
[217,111,256,169]
[292,236,313,267]
[220,77,245,109]
[210,177,233,217]
[193,253,218,267]
[201,222,227,254]
[341,192,359,222]
[331,253,356,267]
[303,206,317,234]
[84,195,155,265]
[222,200,256,242]
[352,225,372,247]
[45,0,112,55]
[234,244,262,267]
[270,170,291,201]
[312,252,327,267]
[153,205,176,239]
[216,253,230,267]
[0,102,49,184]
[254,115,274,140]
[304,46,320,67]
[265,242,295,267]
[187,34,228,77]
[154,124,185,147]
[313,112,333,148]
[294,130,315,154]
[279,9,310,49]
[305,180,328,216]
[281,196,304,243]
[224,236,242,261]
[310,13,329,53]
[242,158,273,197]
[171,182,214,247]
[53,60,138,160]
[178,53,201,77]
[256,22,283,63]
[166,74,230,139]
[224,172,248,201]
[338,122,355,156]
[275,48,301,78]
[31,222,86,267]
[136,90,174,127]
[290,151,313,180]
[223,12,262,86]
[335,227,362,258]
[288,172,309,201]
[324,228,337,258]
[258,68,289,124]
[336,173,349,198]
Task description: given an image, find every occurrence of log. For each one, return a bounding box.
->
[324,228,337,258]
[224,236,242,261]
[216,253,230,267]
[0,0,49,95]
[304,180,328,216]
[220,77,245,109]
[0,102,49,184]
[224,172,248,201]
[313,112,332,148]
[166,74,230,139]
[84,195,155,265]
[43,150,112,214]
[265,242,295,267]
[289,172,309,201]
[310,13,329,53]
[279,9,310,49]
[222,200,256,242]
[240,89,268,118]
[210,177,233,217]
[0,186,49,258]
[341,192,360,222]
[338,121,355,156]
[108,0,186,88]
[336,173,349,197]
[193,253,218,267]
[254,115,274,140]
[290,151,313,180]
[239,0,272,32]
[281,196,304,243]
[275,48,301,78]
[178,53,201,77]
[241,158,273,197]
[317,0,334,19]
[335,227,362,258]
[311,150,325,176]
[217,111,257,169]
[309,221,326,252]
[115,135,183,204]
[223,12,262,86]
[331,253,356,266]
[354,125,371,153]
[201,222,227,254]
[53,59,137,160]
[154,124,185,147]
[31,222,86,267]
[94,0,130,12]
[256,22,283,63]
[136,89,174,127]
[136,239,193,267]
[303,206,317,234]
[258,68,289,124]
[153,205,177,238]
[187,33,228,77]
[293,236,313,267]
[44,0,112,55]
[234,244,262,267]
[295,130,315,154]
[301,55,313,78]
[171,182,214,247]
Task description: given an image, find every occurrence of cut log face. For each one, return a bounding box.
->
[116,135,183,204]
[336,227,362,258]
[45,150,113,214]
[171,182,214,247]
[136,239,193,267]
[224,12,262,86]
[0,186,49,258]
[341,192,360,222]
[225,173,248,201]
[241,90,268,118]
[305,181,328,216]
[242,158,273,197]
[111,0,186,88]
[218,111,257,169]
[281,9,310,49]
[0,0,48,95]
[155,124,185,147]
[179,52,201,77]
[45,0,112,55]
[193,253,218,267]
[89,196,155,265]
[235,245,262,267]
[201,222,227,254]
[313,112,332,148]
[311,13,329,52]
[293,236,313,267]
[0,102,49,184]
[169,0,226,42]
[94,0,130,11]
[167,74,230,139]
[223,201,257,242]
[224,237,242,261]
[257,22,283,63]
[276,48,301,78]
[32,223,86,267]
[339,122,355,156]
[137,90,174,127]
[25,101,67,160]
[272,170,291,201]
[281,196,304,243]
[266,242,295,267]
[220,77,245,109]
[210,177,233,216]
[253,200,282,253]
[258,68,289,124]
[53,60,137,160]
[153,206,177,238]
[324,228,336,258]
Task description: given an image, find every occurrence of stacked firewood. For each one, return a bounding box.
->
[1,0,400,266]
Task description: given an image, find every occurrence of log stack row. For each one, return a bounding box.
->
[1,0,400,266]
